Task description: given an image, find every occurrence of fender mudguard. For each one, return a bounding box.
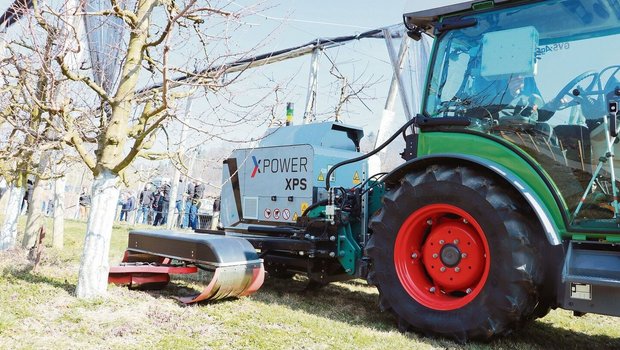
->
[382,154,562,246]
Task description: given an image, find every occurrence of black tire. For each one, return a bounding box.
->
[366,164,544,342]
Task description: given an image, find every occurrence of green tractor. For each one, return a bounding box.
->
[111,0,620,342]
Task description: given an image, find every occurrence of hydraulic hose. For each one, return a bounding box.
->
[325,117,417,190]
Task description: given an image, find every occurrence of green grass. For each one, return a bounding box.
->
[0,218,619,349]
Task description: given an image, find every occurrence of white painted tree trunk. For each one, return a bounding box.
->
[0,186,24,251]
[22,178,46,249]
[75,170,119,298]
[52,176,65,249]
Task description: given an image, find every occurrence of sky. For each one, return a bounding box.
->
[178,0,423,142]
[0,0,447,189]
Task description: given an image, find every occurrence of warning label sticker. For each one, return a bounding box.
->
[282,209,291,220]
[273,208,281,220]
[264,208,271,219]
[317,171,325,182]
[353,171,361,185]
[292,212,299,221]
[300,202,309,214]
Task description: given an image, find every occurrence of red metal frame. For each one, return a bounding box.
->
[108,264,198,288]
[394,204,491,311]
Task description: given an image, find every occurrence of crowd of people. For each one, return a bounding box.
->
[135,179,206,229]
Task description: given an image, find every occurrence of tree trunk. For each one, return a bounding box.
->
[75,170,119,298]
[22,177,46,249]
[0,186,24,251]
[52,176,65,249]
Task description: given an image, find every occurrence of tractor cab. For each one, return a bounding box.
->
[406,0,620,230]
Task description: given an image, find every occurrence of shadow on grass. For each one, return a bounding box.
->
[124,272,620,349]
[2,266,76,295]
[501,320,620,350]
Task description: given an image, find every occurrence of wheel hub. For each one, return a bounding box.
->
[394,204,491,311]
[421,220,486,291]
[440,244,461,267]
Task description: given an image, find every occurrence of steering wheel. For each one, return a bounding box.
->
[545,71,599,112]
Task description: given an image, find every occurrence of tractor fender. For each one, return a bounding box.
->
[382,154,561,246]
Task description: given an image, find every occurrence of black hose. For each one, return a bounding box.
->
[325,117,417,190]
[301,199,328,217]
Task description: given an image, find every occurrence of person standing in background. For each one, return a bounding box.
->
[120,191,135,222]
[78,187,91,221]
[183,180,195,228]
[190,180,205,229]
[138,184,154,224]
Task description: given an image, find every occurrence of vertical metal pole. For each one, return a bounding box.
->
[603,114,620,218]
[383,28,413,122]
[376,35,410,149]
[166,97,193,229]
[303,46,321,124]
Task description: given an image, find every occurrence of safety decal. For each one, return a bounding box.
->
[352,171,361,185]
[327,165,335,181]
[282,209,291,220]
[300,202,309,215]
[292,212,299,221]
[264,208,271,219]
[317,171,325,182]
[273,208,280,220]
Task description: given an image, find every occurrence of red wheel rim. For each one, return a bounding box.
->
[394,204,490,310]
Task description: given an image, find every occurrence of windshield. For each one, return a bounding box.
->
[426,0,620,228]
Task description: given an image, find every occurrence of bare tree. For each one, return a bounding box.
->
[17,0,276,298]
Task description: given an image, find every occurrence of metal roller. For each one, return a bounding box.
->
[109,230,265,301]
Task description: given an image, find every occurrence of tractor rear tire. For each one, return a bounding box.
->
[366,164,543,342]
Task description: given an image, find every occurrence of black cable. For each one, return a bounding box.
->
[326,117,417,190]
[356,172,388,191]
[301,199,328,217]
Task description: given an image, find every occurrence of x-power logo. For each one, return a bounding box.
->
[251,156,261,178]
[249,155,309,191]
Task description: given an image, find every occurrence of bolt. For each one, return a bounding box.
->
[455,267,460,272]
[329,252,336,258]
[426,219,433,225]
[463,219,468,224]
[439,240,445,245]
[461,253,467,258]
[453,239,459,244]
[411,253,418,259]
[440,266,446,272]
[432,253,438,259]
[299,251,305,256]
[429,287,436,293]
[466,288,472,294]
[330,236,336,241]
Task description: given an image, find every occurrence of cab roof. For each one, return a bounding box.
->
[403,0,512,37]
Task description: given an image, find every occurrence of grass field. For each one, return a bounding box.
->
[1,218,619,349]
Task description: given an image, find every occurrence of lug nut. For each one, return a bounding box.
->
[432,253,438,259]
[329,236,336,241]
[461,253,467,258]
[329,252,336,257]
[440,266,446,272]
[426,219,433,225]
[455,267,460,272]
[439,240,445,245]
[466,288,472,294]
[429,287,436,293]
[463,219,468,224]
[411,253,418,259]
[453,239,459,244]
